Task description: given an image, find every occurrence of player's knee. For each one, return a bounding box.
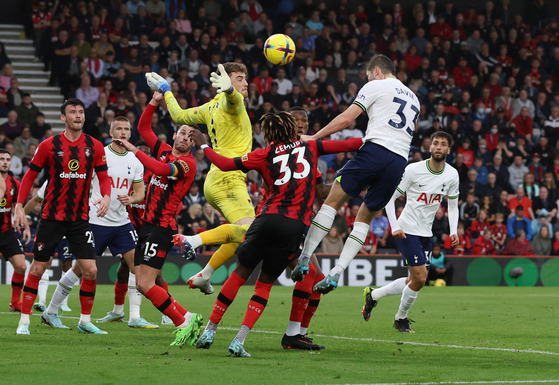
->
[29,261,47,277]
[81,266,98,280]
[116,262,129,283]
[13,261,27,274]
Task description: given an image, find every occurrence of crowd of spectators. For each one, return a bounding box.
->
[2,0,559,257]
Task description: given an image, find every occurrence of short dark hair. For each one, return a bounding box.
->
[366,54,396,75]
[60,98,85,115]
[0,149,11,156]
[430,131,453,147]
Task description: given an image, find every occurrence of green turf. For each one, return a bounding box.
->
[1,284,558,385]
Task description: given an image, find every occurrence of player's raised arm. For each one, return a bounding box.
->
[301,104,364,141]
[317,137,364,154]
[145,72,206,126]
[212,64,246,116]
[189,129,246,172]
[115,138,191,178]
[138,92,164,150]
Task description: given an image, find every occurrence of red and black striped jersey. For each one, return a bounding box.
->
[127,170,151,231]
[143,140,196,230]
[237,140,325,226]
[28,133,107,221]
[0,174,19,232]
[254,169,323,217]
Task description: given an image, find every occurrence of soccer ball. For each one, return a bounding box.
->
[263,34,296,65]
[434,279,447,287]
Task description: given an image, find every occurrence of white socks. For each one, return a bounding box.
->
[301,205,337,259]
[372,277,407,300]
[396,285,419,320]
[37,269,51,304]
[200,265,215,280]
[286,321,301,337]
[46,269,80,315]
[330,222,370,276]
[128,273,142,322]
[187,234,203,249]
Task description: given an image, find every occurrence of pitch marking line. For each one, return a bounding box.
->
[351,381,559,385]
[4,312,558,357]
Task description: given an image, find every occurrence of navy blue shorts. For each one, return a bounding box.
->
[54,238,75,262]
[90,223,137,256]
[337,142,407,211]
[394,234,433,269]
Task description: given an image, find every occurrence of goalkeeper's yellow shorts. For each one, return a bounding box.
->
[204,170,255,224]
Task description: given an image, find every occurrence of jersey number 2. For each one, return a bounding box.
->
[273,147,311,186]
[388,97,419,136]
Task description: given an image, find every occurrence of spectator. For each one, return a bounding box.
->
[491,212,507,253]
[29,112,51,141]
[427,243,454,285]
[444,222,472,255]
[507,205,532,240]
[472,229,496,255]
[503,229,535,255]
[75,73,99,109]
[0,41,11,71]
[174,9,192,34]
[468,209,491,240]
[531,208,553,238]
[370,210,390,249]
[319,227,344,254]
[1,110,24,140]
[532,225,552,256]
[13,126,38,159]
[507,154,529,191]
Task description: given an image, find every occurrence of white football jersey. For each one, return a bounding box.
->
[394,159,460,237]
[89,145,143,227]
[353,78,420,159]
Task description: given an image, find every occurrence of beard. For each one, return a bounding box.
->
[431,153,447,162]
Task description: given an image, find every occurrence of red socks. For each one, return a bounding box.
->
[159,280,169,293]
[289,264,317,323]
[22,273,41,315]
[242,280,273,329]
[114,282,127,306]
[79,278,96,315]
[302,273,325,329]
[145,285,185,326]
[209,271,246,325]
[11,272,25,306]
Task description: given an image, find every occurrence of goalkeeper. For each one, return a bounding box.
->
[145,63,254,295]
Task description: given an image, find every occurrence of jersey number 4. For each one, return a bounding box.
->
[273,147,311,186]
[388,97,419,136]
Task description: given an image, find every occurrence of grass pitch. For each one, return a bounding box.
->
[0,285,558,385]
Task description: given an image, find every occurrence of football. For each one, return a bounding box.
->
[263,34,296,65]
[434,279,447,287]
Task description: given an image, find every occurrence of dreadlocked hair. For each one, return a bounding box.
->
[260,111,298,144]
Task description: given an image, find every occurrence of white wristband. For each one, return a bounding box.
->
[200,144,209,150]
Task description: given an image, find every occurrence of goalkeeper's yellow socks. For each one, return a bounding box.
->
[199,224,249,245]
[207,242,239,271]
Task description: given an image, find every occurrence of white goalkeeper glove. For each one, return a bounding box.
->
[145,72,170,93]
[210,63,233,94]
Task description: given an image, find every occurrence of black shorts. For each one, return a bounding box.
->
[134,222,173,270]
[236,214,306,279]
[33,219,96,262]
[0,229,25,260]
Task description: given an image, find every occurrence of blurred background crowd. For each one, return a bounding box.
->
[1,0,559,261]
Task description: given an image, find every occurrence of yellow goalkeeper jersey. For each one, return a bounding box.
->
[164,89,252,179]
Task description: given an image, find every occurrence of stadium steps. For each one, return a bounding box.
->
[0,23,65,132]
